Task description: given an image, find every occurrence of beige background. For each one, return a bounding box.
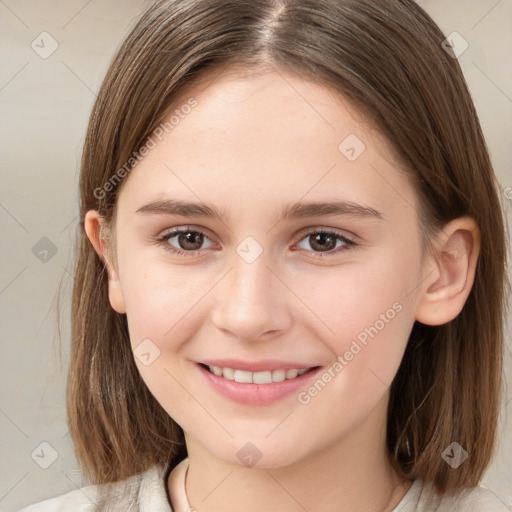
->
[0,0,511,510]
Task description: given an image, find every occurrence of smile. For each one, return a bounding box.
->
[206,365,310,384]
[197,362,322,406]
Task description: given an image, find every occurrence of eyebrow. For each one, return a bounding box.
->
[135,198,384,222]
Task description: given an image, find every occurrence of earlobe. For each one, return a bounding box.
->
[83,210,127,314]
[415,218,480,326]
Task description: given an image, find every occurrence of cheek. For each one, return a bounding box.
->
[119,263,204,413]
[122,277,177,347]
[118,249,207,344]
[306,247,417,338]
[299,246,419,387]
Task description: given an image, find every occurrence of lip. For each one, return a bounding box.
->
[196,361,322,406]
[200,359,314,372]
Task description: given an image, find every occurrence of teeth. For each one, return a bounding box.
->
[234,370,253,383]
[286,369,298,379]
[210,366,223,376]
[253,371,272,384]
[207,365,310,383]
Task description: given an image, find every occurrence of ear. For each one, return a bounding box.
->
[83,210,127,314]
[415,217,480,326]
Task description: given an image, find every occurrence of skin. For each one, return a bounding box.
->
[85,68,480,512]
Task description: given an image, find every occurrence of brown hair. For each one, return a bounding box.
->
[68,0,509,495]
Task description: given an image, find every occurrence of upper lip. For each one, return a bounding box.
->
[200,359,318,372]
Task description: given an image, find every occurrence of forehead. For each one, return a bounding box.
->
[117,68,418,223]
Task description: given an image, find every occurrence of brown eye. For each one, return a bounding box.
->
[295,229,355,255]
[307,233,337,252]
[176,231,204,250]
[159,228,214,255]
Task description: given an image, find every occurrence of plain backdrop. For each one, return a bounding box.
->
[0,0,511,510]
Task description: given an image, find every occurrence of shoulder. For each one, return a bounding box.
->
[16,462,173,512]
[16,485,99,512]
[452,485,512,511]
[396,478,512,511]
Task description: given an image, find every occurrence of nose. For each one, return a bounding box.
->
[211,250,293,342]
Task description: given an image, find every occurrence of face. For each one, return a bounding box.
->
[97,69,429,468]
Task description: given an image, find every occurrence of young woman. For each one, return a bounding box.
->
[19,0,511,510]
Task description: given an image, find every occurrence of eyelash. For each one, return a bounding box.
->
[155,227,357,259]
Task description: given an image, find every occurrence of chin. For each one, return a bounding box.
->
[205,436,312,470]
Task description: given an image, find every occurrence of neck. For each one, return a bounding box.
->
[173,394,412,512]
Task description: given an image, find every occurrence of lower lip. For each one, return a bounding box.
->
[196,363,322,406]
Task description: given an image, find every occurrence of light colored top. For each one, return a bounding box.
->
[17,457,512,511]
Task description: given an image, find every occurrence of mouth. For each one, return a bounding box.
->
[196,361,322,406]
[201,363,316,384]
